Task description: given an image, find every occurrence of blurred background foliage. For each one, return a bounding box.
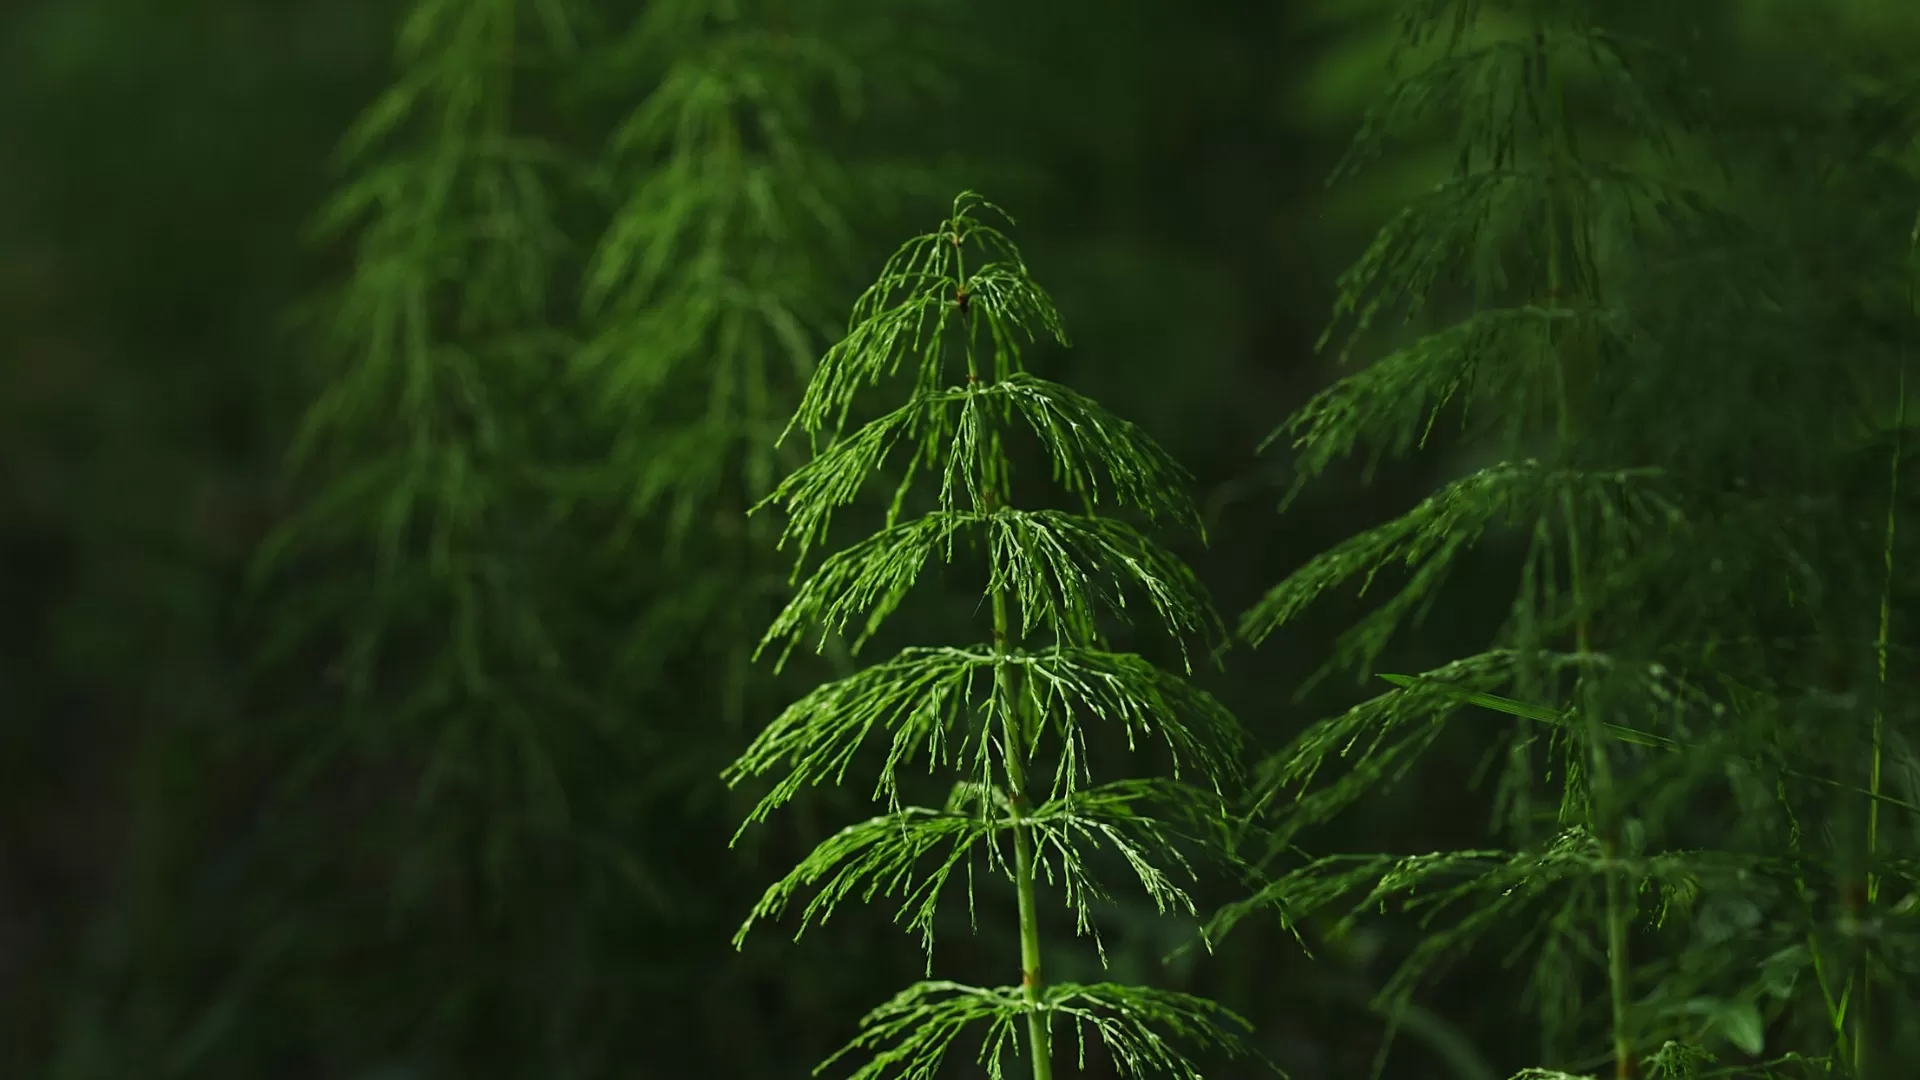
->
[2,1,1919,1078]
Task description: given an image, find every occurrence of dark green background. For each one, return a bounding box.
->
[3,2,1917,1078]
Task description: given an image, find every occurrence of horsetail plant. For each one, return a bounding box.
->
[1214,3,1920,1077]
[1203,2,1780,1077]
[724,193,1262,1080]
[568,0,951,732]
[249,0,607,1067]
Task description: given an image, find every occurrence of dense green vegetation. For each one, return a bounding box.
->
[4,1,1920,1078]
[730,192,1258,1080]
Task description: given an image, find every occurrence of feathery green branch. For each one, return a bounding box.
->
[730,192,1259,1079]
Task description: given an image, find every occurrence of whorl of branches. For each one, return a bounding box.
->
[728,193,1264,1080]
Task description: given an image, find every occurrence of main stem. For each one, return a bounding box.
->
[1559,477,1634,1080]
[955,224,1052,1080]
[996,588,1054,1080]
[1536,16,1634,1078]
[1855,360,1903,1078]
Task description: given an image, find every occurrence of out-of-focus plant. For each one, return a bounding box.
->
[1212,2,1920,1079]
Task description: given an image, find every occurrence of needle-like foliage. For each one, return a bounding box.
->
[1217,2,1920,1079]
[727,193,1263,1080]
[562,0,955,732]
[246,0,964,1073]
[243,0,607,1067]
